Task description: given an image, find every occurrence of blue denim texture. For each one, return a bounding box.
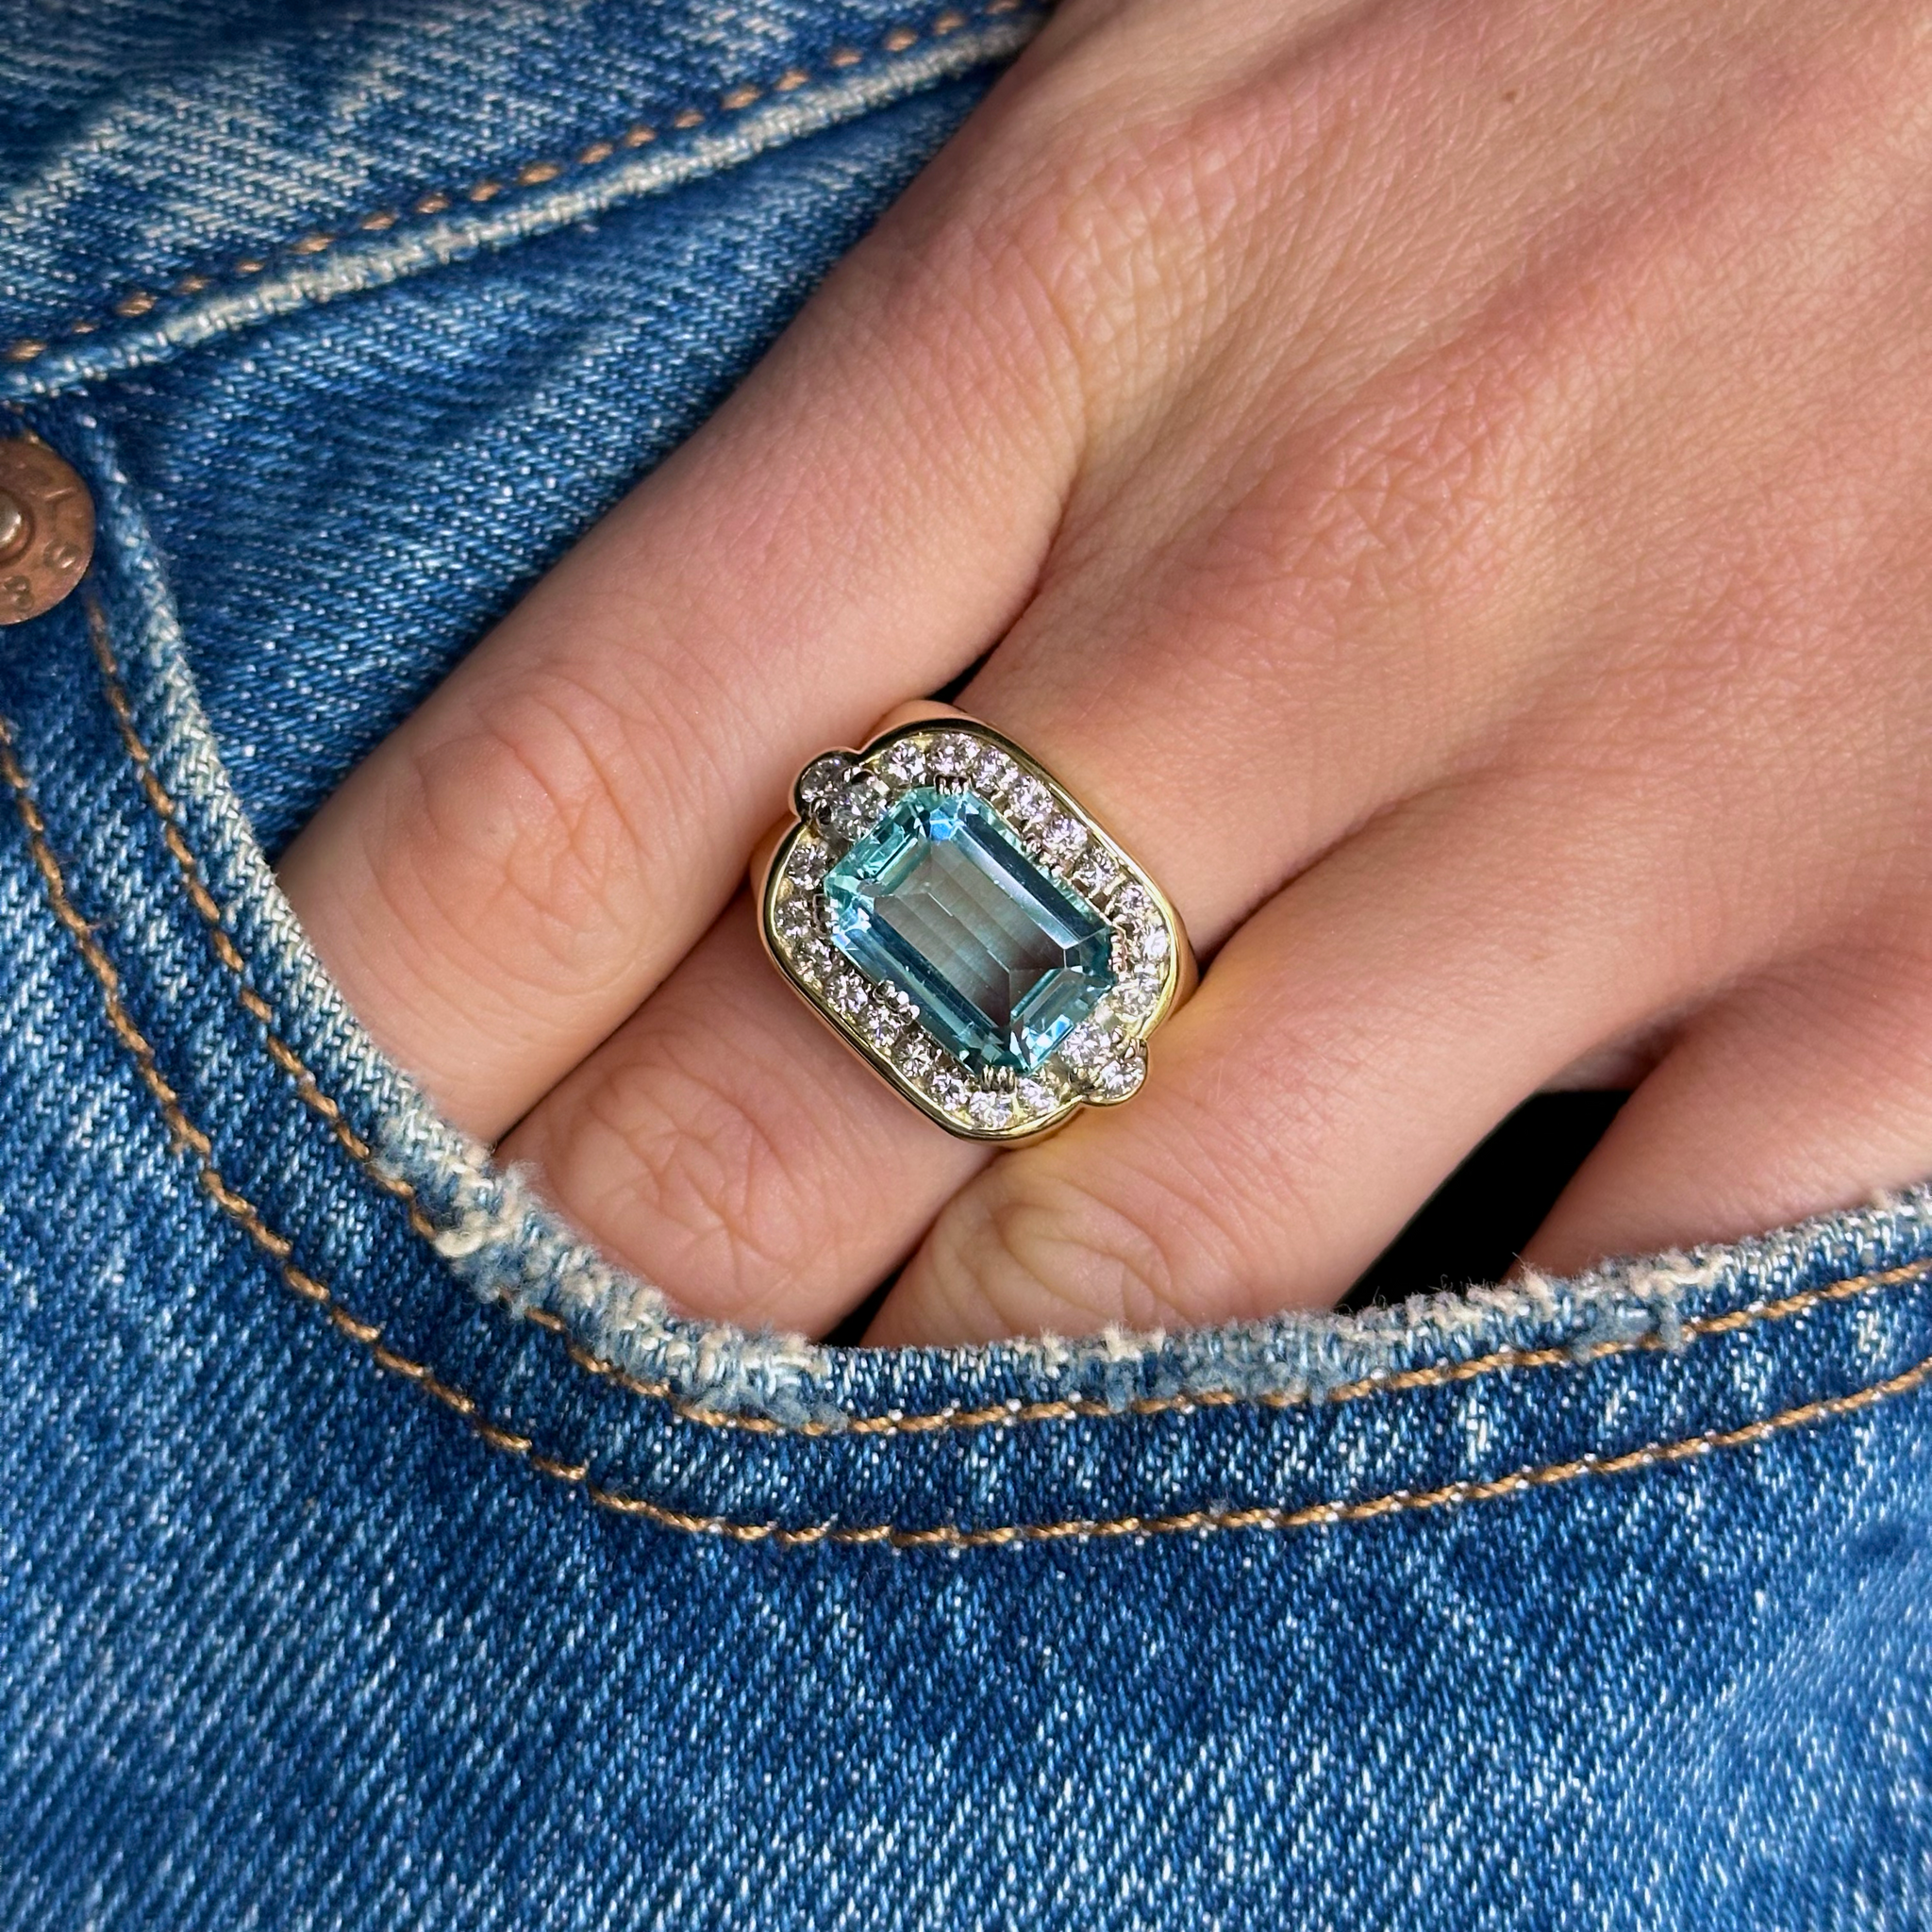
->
[3,4,1931,1925]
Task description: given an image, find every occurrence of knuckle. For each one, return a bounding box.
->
[1087,347,1535,747]
[1275,338,1547,624]
[921,1154,1206,1339]
[853,61,1308,430]
[944,111,1257,414]
[537,1036,824,1327]
[833,182,1091,468]
[400,670,674,1000]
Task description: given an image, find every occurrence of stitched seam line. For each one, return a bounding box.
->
[588,1350,1932,1547]
[86,601,1932,1440]
[84,600,441,1245]
[0,707,590,1473]
[1,2,1032,369]
[8,705,1930,1546]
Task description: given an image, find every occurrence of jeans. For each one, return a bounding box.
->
[3,3,1930,1924]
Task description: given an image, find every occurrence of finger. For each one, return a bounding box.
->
[496,895,984,1335]
[867,775,1732,1347]
[276,157,1082,1138]
[1519,941,1932,1275]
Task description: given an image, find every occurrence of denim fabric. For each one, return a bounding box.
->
[3,5,1931,1927]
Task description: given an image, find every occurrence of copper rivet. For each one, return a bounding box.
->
[0,440,94,625]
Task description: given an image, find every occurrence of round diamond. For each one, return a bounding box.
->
[893,1031,937,1079]
[1089,1041,1146,1101]
[829,970,871,1018]
[1014,1075,1058,1121]
[927,1066,970,1114]
[930,734,976,778]
[1073,847,1124,901]
[1110,882,1171,962]
[796,753,856,814]
[1056,1020,1112,1076]
[789,837,829,887]
[1108,972,1163,1024]
[1008,775,1052,827]
[823,770,889,841]
[863,1003,903,1049]
[972,745,1018,795]
[967,1089,1016,1131]
[774,894,819,945]
[1041,814,1086,868]
[878,738,927,787]
[791,937,832,987]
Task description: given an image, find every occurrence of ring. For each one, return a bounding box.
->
[753,705,1195,1141]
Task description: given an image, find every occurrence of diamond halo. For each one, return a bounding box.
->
[758,717,1190,1141]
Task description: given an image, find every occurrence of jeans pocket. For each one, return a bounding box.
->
[4,9,1931,1907]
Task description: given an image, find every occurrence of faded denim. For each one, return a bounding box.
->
[3,3,1930,1926]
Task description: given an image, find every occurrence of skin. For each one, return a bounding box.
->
[278,0,1932,1346]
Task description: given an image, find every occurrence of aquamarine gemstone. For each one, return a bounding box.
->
[824,787,1115,1073]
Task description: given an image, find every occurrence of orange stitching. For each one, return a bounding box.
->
[84,600,441,1244]
[88,594,1932,1440]
[0,704,591,1484]
[9,701,1932,1546]
[596,1258,1932,1436]
[0,718,209,1159]
[1,3,1041,368]
[581,1346,1932,1545]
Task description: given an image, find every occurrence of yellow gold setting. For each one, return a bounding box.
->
[753,708,1193,1143]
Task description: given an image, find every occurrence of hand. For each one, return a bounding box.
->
[278,0,1932,1344]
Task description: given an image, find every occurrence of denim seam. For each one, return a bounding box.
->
[0,1,1043,388]
[83,593,1932,1440]
[587,1353,1932,1547]
[11,657,1932,1550]
[84,597,445,1246]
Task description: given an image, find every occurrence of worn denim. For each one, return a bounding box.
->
[3,3,1930,1925]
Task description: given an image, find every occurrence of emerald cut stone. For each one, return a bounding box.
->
[824,787,1115,1072]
